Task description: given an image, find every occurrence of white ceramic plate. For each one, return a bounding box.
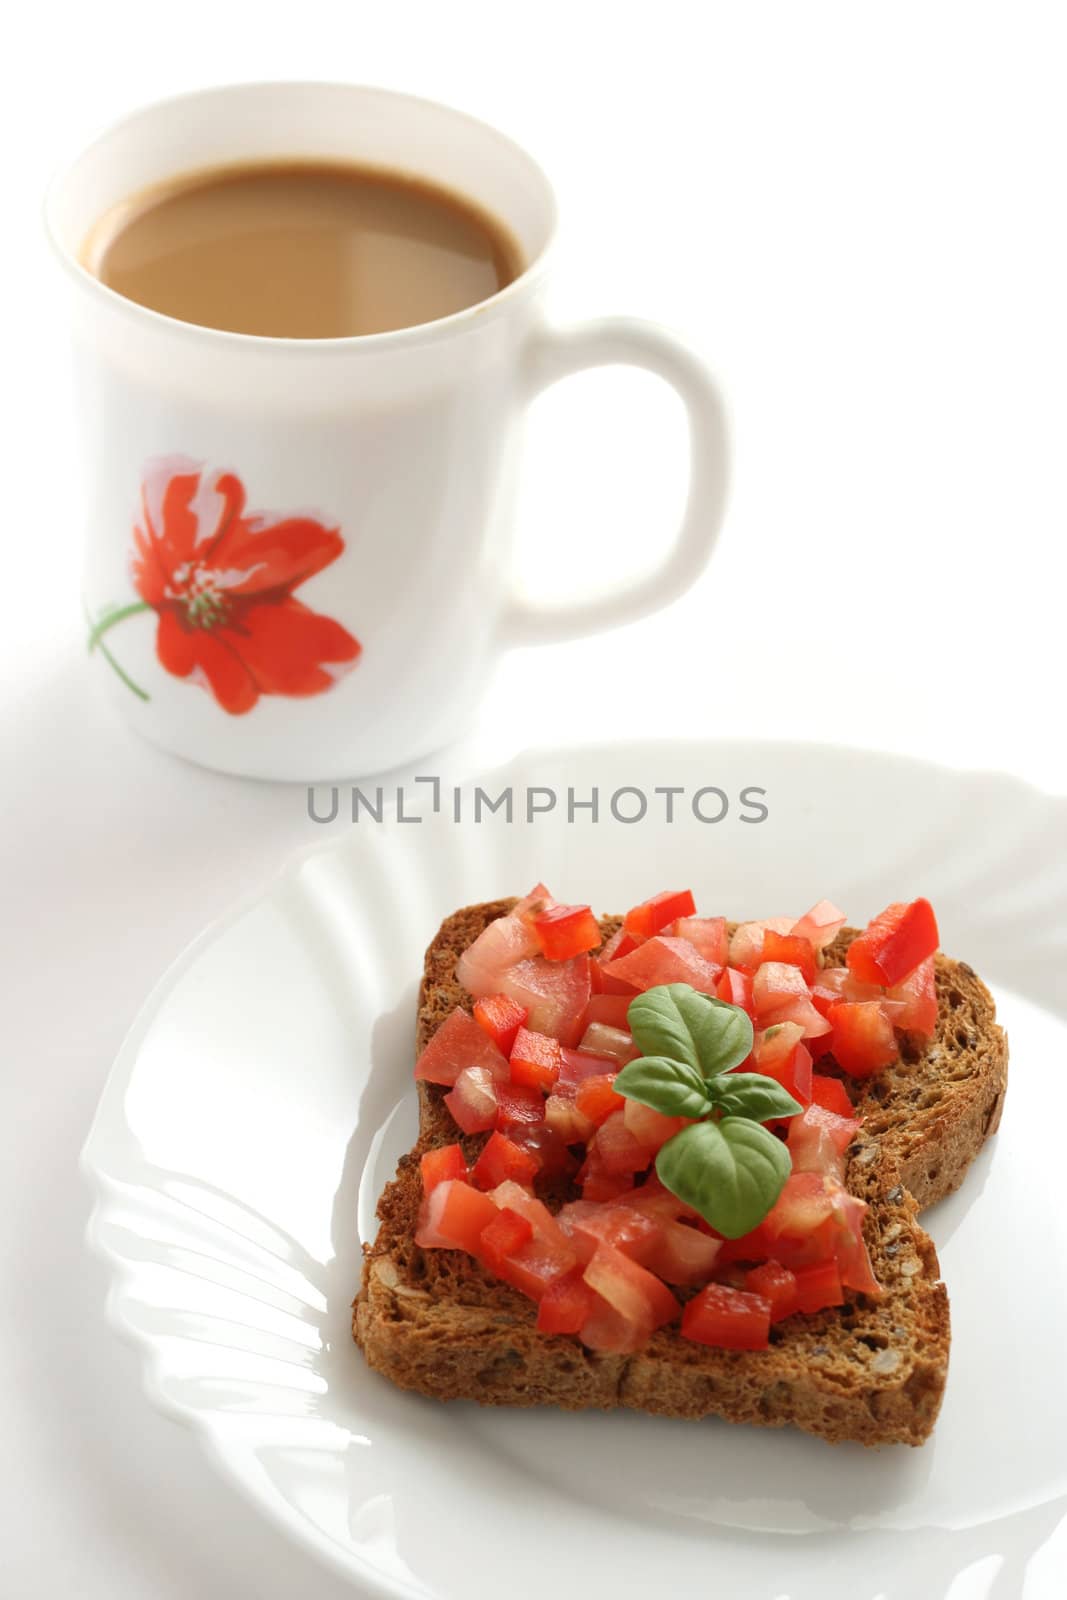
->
[83,740,1067,1599]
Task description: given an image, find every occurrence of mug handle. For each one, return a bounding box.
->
[504,317,730,646]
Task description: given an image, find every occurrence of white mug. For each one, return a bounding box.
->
[46,82,729,781]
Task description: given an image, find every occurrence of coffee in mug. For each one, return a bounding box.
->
[82,160,524,338]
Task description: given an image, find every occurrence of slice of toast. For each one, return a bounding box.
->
[354,900,1007,1447]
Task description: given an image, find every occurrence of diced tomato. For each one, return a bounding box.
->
[593,1109,652,1175]
[583,1241,680,1330]
[754,1021,813,1106]
[443,1064,499,1133]
[670,915,728,966]
[456,913,541,998]
[624,1172,699,1222]
[745,1259,800,1321]
[575,1074,625,1127]
[556,1045,619,1095]
[623,1096,688,1154]
[505,1121,577,1182]
[810,967,853,1018]
[827,1184,881,1295]
[471,1131,540,1191]
[586,994,633,1029]
[415,1179,499,1252]
[473,993,528,1056]
[752,961,810,1017]
[681,1283,771,1350]
[579,1153,637,1203]
[593,927,642,995]
[716,967,754,1014]
[643,1218,722,1285]
[728,918,795,973]
[578,1295,650,1354]
[623,889,697,940]
[787,1103,859,1181]
[761,930,817,985]
[531,902,601,961]
[481,1189,579,1300]
[792,1257,844,1313]
[791,899,847,951]
[499,953,592,1046]
[512,882,556,921]
[887,955,938,1039]
[763,1171,836,1241]
[810,1074,856,1119]
[846,898,940,987]
[420,1143,468,1195]
[557,1199,659,1266]
[536,1267,596,1334]
[826,1000,899,1077]
[494,1081,546,1129]
[544,1093,596,1144]
[415,1007,510,1086]
[509,1026,561,1092]
[761,994,833,1041]
[477,1205,534,1272]
[578,1022,639,1065]
[489,1181,578,1259]
[602,935,720,996]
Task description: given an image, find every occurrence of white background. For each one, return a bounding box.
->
[2,3,1065,1596]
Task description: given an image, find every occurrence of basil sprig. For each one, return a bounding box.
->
[613,983,800,1238]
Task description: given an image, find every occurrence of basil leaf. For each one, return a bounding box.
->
[626,983,753,1079]
[655,1118,791,1238]
[612,1056,714,1119]
[705,1073,803,1123]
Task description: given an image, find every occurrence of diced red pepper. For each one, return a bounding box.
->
[477,1206,535,1273]
[760,929,817,985]
[575,1074,626,1127]
[846,898,939,987]
[509,1026,562,1092]
[681,1283,771,1350]
[623,889,697,940]
[471,1131,540,1191]
[594,927,642,994]
[531,902,602,961]
[420,1143,468,1195]
[744,1259,800,1321]
[473,993,528,1056]
[536,1267,596,1334]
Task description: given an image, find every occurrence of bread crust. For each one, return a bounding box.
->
[354,901,1007,1446]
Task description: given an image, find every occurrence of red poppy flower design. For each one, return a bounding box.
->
[122,458,362,715]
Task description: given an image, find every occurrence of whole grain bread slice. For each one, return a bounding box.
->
[354,900,1007,1446]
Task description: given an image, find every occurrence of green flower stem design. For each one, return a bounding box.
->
[84,599,151,701]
